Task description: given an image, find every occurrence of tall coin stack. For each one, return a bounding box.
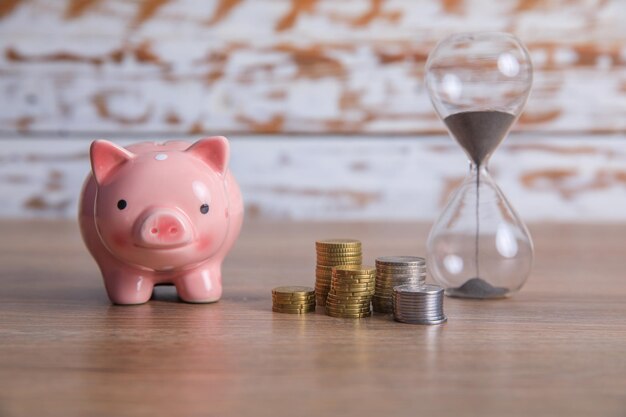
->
[392,284,447,325]
[272,286,316,314]
[315,239,362,306]
[325,265,376,318]
[373,256,427,313]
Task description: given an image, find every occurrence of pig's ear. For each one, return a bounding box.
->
[186,136,230,176]
[90,140,135,185]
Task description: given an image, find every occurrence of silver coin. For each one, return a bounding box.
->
[394,311,446,319]
[376,266,426,271]
[393,295,444,302]
[394,284,444,295]
[394,315,447,325]
[380,275,426,281]
[377,263,426,268]
[393,309,443,316]
[376,256,426,266]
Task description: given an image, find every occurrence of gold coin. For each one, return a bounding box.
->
[325,305,372,314]
[331,271,376,278]
[326,296,370,303]
[332,271,375,277]
[332,271,375,276]
[327,297,371,305]
[272,301,315,308]
[318,260,362,268]
[272,292,315,299]
[316,238,361,247]
[316,248,361,254]
[272,304,315,310]
[273,308,315,314]
[326,295,371,303]
[272,298,315,305]
[332,282,375,289]
[317,256,362,262]
[318,258,363,265]
[325,310,371,318]
[273,291,316,297]
[320,252,362,257]
[334,265,376,273]
[326,302,370,309]
[330,283,375,290]
[317,253,362,259]
[272,286,315,295]
[331,275,374,281]
[316,244,362,251]
[272,297,315,307]
[317,257,363,262]
[329,291,374,298]
[273,300,313,306]
[273,302,316,309]
[332,269,375,275]
[327,294,372,302]
[325,304,370,312]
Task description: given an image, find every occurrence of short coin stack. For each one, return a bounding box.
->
[392,284,447,325]
[315,239,362,306]
[373,256,427,313]
[325,265,376,318]
[272,286,316,314]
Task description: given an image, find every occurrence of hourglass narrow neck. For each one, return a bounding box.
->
[469,162,490,175]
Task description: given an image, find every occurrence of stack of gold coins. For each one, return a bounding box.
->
[373,256,426,314]
[272,286,316,314]
[315,239,362,306]
[325,265,376,318]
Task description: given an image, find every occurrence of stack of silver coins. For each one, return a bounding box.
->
[373,256,427,313]
[392,284,447,325]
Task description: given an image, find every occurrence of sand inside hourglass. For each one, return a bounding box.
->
[443,110,515,298]
[443,110,515,165]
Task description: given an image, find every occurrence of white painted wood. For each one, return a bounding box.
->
[0,0,625,134]
[1,134,625,221]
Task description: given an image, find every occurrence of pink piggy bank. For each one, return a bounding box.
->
[79,137,243,305]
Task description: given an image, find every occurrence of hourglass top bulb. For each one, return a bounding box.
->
[425,32,533,166]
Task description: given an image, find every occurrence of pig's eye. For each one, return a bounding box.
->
[200,203,209,214]
[117,199,127,210]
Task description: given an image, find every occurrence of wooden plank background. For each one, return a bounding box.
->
[2,134,626,221]
[0,0,625,134]
[0,0,625,221]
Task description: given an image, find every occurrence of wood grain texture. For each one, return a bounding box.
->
[0,220,625,417]
[0,0,625,134]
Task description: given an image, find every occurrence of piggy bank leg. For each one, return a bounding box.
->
[102,269,155,305]
[175,265,222,303]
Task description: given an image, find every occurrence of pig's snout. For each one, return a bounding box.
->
[135,209,192,249]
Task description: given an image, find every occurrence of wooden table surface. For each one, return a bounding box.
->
[1,220,625,417]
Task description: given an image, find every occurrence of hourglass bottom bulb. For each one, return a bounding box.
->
[446,277,509,299]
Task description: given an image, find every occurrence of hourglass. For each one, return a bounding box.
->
[425,32,534,299]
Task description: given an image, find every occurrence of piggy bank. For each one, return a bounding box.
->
[79,137,243,305]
